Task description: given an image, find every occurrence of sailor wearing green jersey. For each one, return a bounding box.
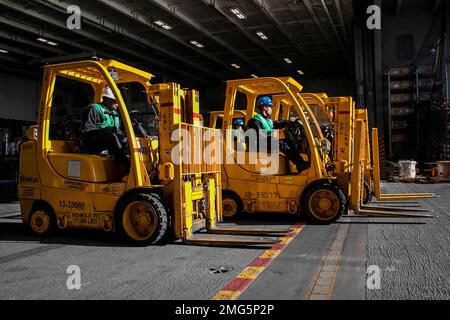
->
[246,96,308,173]
[80,87,130,173]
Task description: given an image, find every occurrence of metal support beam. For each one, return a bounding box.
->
[0,53,24,64]
[30,0,224,80]
[148,0,265,74]
[395,0,403,16]
[319,0,351,63]
[0,14,207,84]
[0,16,95,52]
[0,30,66,55]
[353,18,364,109]
[373,0,384,138]
[302,0,351,72]
[95,0,240,76]
[334,0,352,55]
[0,0,210,84]
[202,0,292,75]
[0,42,42,59]
[252,0,318,75]
[433,0,443,13]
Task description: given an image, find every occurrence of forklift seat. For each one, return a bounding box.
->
[48,152,125,183]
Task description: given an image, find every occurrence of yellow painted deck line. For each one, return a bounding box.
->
[212,224,305,300]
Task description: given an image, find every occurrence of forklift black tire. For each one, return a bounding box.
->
[29,204,56,237]
[343,196,350,216]
[156,193,175,243]
[116,193,169,246]
[222,191,243,220]
[363,181,373,204]
[301,183,345,224]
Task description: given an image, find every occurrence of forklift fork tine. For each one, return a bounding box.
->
[356,209,433,218]
[208,226,293,236]
[360,204,431,213]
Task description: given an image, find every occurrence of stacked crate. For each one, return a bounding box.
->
[388,65,435,160]
[441,102,450,160]
[389,66,415,158]
[416,65,434,102]
[447,107,450,160]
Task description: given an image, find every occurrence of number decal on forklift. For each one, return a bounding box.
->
[245,192,279,199]
[59,200,86,210]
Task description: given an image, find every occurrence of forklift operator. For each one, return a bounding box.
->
[247,96,290,152]
[80,87,130,173]
[247,96,290,138]
[247,96,309,173]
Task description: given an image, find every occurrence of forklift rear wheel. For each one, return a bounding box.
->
[30,206,55,236]
[222,192,242,219]
[363,181,373,204]
[116,193,169,246]
[302,183,345,224]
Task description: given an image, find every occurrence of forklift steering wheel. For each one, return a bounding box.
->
[285,120,305,148]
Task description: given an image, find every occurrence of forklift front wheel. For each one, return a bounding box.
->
[222,192,243,220]
[116,193,169,246]
[302,183,345,224]
[30,207,55,236]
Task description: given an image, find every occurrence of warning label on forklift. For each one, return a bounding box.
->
[257,201,283,210]
[70,212,100,225]
[67,160,81,177]
[19,186,36,199]
[250,174,276,182]
[64,180,89,191]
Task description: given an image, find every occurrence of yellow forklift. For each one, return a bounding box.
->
[216,77,346,224]
[17,59,289,246]
[211,77,432,221]
[297,93,433,217]
[300,93,375,203]
[299,92,435,202]
[207,94,368,204]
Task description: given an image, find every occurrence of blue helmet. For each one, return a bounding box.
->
[234,119,244,126]
[257,96,273,108]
